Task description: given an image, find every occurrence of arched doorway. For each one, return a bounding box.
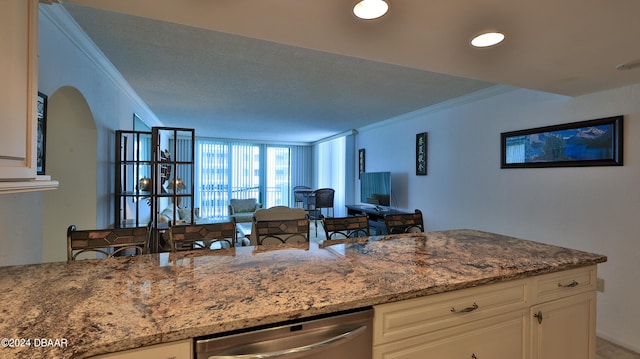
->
[42,86,97,263]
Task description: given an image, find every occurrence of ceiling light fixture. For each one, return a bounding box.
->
[471,32,505,48]
[353,0,389,20]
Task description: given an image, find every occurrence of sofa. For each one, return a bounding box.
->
[158,207,200,224]
[229,198,261,223]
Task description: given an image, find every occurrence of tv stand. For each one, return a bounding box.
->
[345,204,411,235]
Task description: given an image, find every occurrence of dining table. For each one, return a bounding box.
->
[294,188,315,210]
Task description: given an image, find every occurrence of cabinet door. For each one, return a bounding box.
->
[91,339,192,359]
[0,0,38,179]
[374,310,528,359]
[531,292,596,359]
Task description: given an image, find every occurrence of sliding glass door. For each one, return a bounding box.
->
[195,140,301,219]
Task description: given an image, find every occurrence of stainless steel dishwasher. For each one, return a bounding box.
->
[195,308,373,359]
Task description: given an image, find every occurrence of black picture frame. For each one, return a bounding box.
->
[37,92,48,175]
[416,132,428,175]
[358,148,365,178]
[501,116,623,168]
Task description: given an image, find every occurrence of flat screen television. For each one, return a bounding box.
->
[360,172,391,207]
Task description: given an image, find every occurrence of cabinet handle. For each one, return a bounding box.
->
[471,354,478,359]
[450,302,478,313]
[557,280,579,288]
[534,310,543,324]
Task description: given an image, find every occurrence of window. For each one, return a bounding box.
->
[194,139,310,219]
[266,146,291,208]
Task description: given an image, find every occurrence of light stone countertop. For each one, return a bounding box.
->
[0,230,606,358]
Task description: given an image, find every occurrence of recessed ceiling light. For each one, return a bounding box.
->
[471,32,505,48]
[353,0,389,20]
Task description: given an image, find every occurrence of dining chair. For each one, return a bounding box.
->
[250,206,308,245]
[167,222,235,252]
[307,188,335,236]
[293,185,312,208]
[322,215,370,241]
[67,224,151,261]
[384,209,425,234]
[254,218,310,245]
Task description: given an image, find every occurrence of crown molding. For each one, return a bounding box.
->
[39,4,162,127]
[356,85,517,134]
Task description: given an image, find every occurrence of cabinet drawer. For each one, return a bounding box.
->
[533,266,596,303]
[373,309,528,359]
[373,279,529,345]
[91,339,192,359]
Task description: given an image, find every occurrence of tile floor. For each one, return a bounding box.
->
[597,337,640,359]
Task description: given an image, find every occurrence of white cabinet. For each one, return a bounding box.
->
[0,0,58,193]
[373,278,530,359]
[373,266,598,359]
[530,267,597,359]
[0,0,38,180]
[373,310,528,359]
[90,339,192,359]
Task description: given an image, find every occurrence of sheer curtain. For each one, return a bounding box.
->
[265,146,290,207]
[314,136,346,216]
[195,139,229,219]
[194,138,312,218]
[290,145,312,206]
[230,141,260,201]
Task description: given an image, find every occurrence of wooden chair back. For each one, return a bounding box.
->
[310,188,335,215]
[67,224,150,261]
[167,222,235,252]
[384,209,425,234]
[254,218,310,245]
[250,206,307,245]
[308,188,335,235]
[322,216,370,240]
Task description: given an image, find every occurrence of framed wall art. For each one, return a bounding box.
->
[416,132,428,175]
[37,92,48,175]
[501,116,623,168]
[358,148,365,178]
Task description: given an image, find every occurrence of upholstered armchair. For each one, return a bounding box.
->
[229,198,261,223]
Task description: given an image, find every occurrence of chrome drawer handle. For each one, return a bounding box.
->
[450,302,478,313]
[558,280,579,288]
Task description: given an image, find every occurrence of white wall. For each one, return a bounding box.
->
[38,5,160,229]
[0,5,161,266]
[0,192,43,265]
[356,85,640,351]
[42,87,97,263]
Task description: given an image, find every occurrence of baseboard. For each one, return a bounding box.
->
[597,332,640,355]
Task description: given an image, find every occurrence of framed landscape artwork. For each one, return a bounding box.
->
[37,92,48,175]
[501,116,623,168]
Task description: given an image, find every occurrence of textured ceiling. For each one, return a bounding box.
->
[60,0,640,142]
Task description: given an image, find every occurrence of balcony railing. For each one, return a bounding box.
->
[197,185,291,219]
